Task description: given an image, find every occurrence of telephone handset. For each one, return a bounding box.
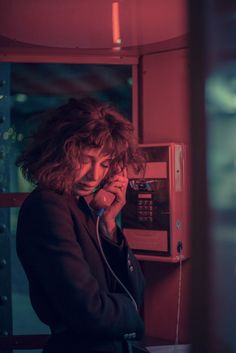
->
[91,168,127,211]
[91,188,115,210]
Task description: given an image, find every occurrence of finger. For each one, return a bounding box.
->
[109,174,127,181]
[104,181,127,194]
[105,181,126,188]
[105,184,125,200]
[107,175,128,185]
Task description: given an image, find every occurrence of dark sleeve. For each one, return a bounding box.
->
[100,229,145,309]
[16,190,144,339]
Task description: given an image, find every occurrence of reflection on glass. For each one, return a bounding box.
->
[9,63,132,194]
[206,59,236,352]
[11,207,49,336]
[206,63,236,210]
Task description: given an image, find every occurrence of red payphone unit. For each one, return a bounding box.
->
[122,143,189,262]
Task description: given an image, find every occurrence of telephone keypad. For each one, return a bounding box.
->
[137,198,154,223]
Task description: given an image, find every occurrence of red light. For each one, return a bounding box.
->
[112,1,121,46]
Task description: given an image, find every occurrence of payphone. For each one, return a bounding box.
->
[122,143,189,262]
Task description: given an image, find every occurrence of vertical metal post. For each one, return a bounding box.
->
[188,1,210,352]
[0,62,12,353]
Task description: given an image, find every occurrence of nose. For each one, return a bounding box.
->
[87,163,101,181]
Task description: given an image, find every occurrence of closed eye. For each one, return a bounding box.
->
[80,152,112,168]
[101,160,111,168]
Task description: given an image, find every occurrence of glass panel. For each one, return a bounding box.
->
[10,207,50,338]
[9,63,132,348]
[10,63,132,193]
[205,2,236,352]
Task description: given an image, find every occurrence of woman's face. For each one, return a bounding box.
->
[72,147,112,197]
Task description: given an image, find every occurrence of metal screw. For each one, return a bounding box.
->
[176,219,182,230]
[0,115,5,123]
[0,330,9,336]
[0,259,6,268]
[0,295,8,305]
[0,224,6,233]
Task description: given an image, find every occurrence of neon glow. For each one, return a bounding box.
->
[112,1,121,45]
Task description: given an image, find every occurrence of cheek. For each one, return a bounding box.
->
[75,165,87,179]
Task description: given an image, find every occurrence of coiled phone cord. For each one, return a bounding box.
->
[95,212,138,312]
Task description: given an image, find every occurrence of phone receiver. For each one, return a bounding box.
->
[90,188,115,210]
[91,168,126,213]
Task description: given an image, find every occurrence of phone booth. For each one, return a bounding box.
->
[0,1,191,352]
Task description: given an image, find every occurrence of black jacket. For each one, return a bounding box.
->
[16,188,145,353]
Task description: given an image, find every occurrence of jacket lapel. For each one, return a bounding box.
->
[72,196,101,252]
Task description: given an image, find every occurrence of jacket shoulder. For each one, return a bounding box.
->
[21,188,69,209]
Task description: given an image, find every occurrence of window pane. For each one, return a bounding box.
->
[9,63,132,349]
[10,63,132,193]
[10,207,50,337]
[205,3,236,351]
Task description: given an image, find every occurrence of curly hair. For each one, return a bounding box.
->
[16,97,144,194]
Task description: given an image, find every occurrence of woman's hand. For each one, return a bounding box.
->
[101,169,128,236]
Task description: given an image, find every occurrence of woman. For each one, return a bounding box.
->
[16,97,146,353]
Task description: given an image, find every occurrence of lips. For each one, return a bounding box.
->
[75,183,97,190]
